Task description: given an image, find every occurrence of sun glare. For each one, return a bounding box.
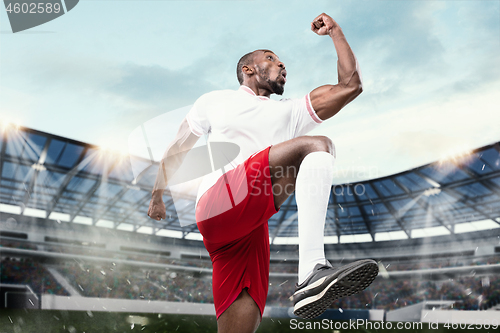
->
[0,119,22,131]
[97,142,130,158]
[438,146,474,165]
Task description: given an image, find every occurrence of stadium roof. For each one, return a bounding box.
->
[1,124,499,244]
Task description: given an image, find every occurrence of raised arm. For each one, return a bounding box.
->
[147,117,199,221]
[309,13,363,121]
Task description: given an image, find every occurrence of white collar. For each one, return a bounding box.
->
[239,85,270,100]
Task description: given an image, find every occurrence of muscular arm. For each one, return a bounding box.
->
[148,117,199,220]
[309,13,363,121]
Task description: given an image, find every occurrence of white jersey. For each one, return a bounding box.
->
[186,85,323,206]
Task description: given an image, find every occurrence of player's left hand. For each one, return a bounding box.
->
[311,13,339,36]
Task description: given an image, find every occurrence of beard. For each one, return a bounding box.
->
[259,66,285,95]
[268,77,285,95]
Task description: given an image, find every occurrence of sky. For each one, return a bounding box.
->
[1,0,499,184]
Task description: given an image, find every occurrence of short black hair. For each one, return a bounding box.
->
[236,51,255,85]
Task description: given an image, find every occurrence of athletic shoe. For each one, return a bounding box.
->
[292,259,378,319]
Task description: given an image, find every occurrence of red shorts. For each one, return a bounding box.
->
[196,146,278,319]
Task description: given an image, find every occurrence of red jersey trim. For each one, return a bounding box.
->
[305,93,323,124]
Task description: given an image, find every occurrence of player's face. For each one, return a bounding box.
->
[254,51,287,95]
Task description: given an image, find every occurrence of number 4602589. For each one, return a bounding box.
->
[5,2,61,14]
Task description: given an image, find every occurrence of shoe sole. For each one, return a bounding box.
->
[293,261,379,319]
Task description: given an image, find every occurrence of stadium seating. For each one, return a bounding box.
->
[2,252,499,311]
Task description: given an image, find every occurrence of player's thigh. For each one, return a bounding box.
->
[268,136,333,206]
[217,289,261,333]
[269,136,333,180]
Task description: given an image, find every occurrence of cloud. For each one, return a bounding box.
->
[3,51,218,116]
[229,1,453,109]
[311,82,500,183]
[294,0,500,133]
[0,0,498,172]
[0,51,219,149]
[107,62,217,111]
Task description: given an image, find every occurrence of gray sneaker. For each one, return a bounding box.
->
[292,259,378,319]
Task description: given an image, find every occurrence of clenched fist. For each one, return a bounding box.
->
[148,194,166,221]
[311,13,340,36]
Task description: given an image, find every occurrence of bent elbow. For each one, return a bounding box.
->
[348,82,362,98]
[356,83,363,95]
[349,70,363,96]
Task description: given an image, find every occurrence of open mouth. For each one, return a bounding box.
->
[281,71,287,83]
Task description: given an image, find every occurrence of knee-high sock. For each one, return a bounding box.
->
[296,151,335,284]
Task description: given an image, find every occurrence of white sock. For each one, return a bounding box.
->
[296,151,335,285]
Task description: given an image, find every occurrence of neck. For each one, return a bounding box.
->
[242,81,272,98]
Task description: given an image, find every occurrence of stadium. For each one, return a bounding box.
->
[1,123,499,332]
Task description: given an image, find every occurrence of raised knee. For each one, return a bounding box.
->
[309,136,335,156]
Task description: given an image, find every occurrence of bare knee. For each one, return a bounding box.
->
[303,136,335,157]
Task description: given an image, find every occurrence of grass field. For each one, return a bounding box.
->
[0,309,497,333]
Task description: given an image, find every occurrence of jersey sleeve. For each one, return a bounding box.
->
[186,94,211,137]
[289,93,323,138]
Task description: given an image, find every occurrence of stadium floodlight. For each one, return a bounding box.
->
[31,163,47,172]
[423,187,441,197]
